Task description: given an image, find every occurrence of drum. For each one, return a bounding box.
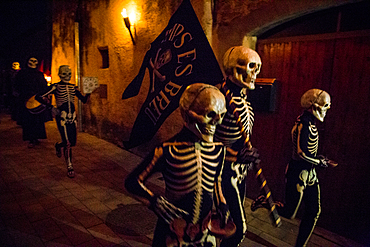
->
[25,95,47,114]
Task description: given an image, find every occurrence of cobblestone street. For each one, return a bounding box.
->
[0,111,364,247]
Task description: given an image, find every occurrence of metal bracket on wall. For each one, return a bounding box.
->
[248,78,277,112]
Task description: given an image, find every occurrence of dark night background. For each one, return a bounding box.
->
[0,0,52,73]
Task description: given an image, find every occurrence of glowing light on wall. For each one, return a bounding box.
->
[121,8,135,45]
[44,74,52,86]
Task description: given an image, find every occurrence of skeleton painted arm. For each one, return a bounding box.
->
[296,123,319,165]
[124,146,189,224]
[125,147,163,201]
[293,113,327,168]
[214,147,230,227]
[75,87,90,103]
[296,89,334,168]
[35,85,57,107]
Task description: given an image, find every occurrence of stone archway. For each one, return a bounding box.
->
[212,0,360,59]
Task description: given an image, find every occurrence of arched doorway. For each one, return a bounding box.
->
[250,1,370,245]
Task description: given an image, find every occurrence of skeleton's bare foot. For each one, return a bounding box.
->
[274,201,284,208]
[251,195,268,211]
[251,195,284,212]
[67,166,75,178]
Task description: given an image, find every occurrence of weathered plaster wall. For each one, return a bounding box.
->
[51,0,214,156]
[78,0,189,156]
[51,0,78,84]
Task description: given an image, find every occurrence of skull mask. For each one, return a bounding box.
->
[223,46,262,90]
[12,62,20,70]
[301,89,331,122]
[58,65,72,83]
[180,83,227,142]
[28,57,38,69]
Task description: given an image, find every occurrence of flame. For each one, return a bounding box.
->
[121,8,136,25]
[44,74,52,86]
[121,8,127,18]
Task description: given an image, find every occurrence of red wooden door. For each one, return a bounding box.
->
[251,31,370,244]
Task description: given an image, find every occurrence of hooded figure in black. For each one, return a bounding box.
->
[15,56,51,148]
[2,61,20,112]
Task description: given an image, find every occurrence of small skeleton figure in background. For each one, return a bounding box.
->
[125,83,231,247]
[214,46,262,246]
[36,65,91,178]
[3,61,21,121]
[252,89,337,247]
[2,62,20,110]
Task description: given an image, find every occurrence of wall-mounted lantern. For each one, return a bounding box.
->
[121,8,135,45]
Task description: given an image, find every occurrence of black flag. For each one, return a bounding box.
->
[122,0,223,149]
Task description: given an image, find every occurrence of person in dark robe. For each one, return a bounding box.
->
[2,62,20,111]
[6,62,22,121]
[15,56,51,148]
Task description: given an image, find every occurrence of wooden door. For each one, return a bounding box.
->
[250,31,370,244]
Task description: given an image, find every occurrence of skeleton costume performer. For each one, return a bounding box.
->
[36,65,90,178]
[280,89,335,247]
[214,46,261,246]
[3,62,20,111]
[125,83,231,247]
[5,62,21,122]
[253,89,335,247]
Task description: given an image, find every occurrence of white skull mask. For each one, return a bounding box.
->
[12,62,20,70]
[223,46,262,90]
[301,89,331,122]
[180,83,227,142]
[58,65,72,83]
[28,57,38,69]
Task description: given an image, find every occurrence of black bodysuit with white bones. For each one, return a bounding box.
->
[215,79,254,246]
[278,110,322,247]
[125,128,227,247]
[36,82,89,172]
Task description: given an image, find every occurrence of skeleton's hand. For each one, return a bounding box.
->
[217,202,230,229]
[43,96,51,104]
[238,146,260,164]
[149,195,189,225]
[318,155,338,168]
[318,155,329,168]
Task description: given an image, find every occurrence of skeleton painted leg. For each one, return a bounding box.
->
[64,144,74,178]
[295,184,321,247]
[277,181,305,220]
[220,169,247,247]
[273,162,308,220]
